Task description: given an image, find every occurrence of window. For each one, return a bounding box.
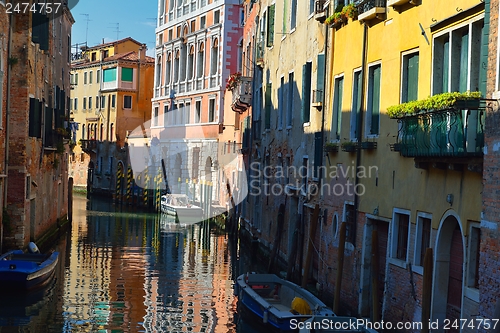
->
[278,76,284,129]
[32,10,49,50]
[350,70,362,140]
[96,96,99,109]
[344,203,356,245]
[81,124,85,140]
[187,47,194,81]
[214,10,220,24]
[332,75,344,141]
[200,16,206,29]
[101,96,106,108]
[103,68,117,82]
[75,73,78,85]
[124,96,132,109]
[210,39,218,76]
[74,98,78,110]
[415,214,431,267]
[432,17,484,95]
[89,71,93,84]
[91,52,96,61]
[83,97,87,110]
[291,0,297,30]
[287,72,294,127]
[185,102,191,124]
[309,0,315,15]
[302,62,312,124]
[69,98,73,111]
[84,72,88,84]
[266,4,275,47]
[153,106,159,126]
[192,148,200,180]
[391,210,410,262]
[111,94,116,108]
[209,99,215,122]
[402,52,419,103]
[265,83,272,129]
[195,100,201,123]
[96,70,100,83]
[366,64,381,136]
[121,67,133,82]
[110,123,114,141]
[282,0,288,35]
[467,225,481,289]
[29,98,42,138]
[88,97,92,110]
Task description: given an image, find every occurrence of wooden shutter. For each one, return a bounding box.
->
[267,4,275,47]
[316,54,325,102]
[333,77,343,140]
[369,65,381,135]
[265,83,272,129]
[302,63,312,123]
[313,132,322,179]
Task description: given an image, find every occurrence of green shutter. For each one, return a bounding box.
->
[265,83,272,129]
[442,38,450,93]
[479,19,487,95]
[316,54,325,103]
[407,54,419,102]
[459,31,469,92]
[122,67,133,82]
[267,4,275,47]
[283,0,288,35]
[333,77,343,140]
[103,68,117,82]
[302,63,312,123]
[369,65,381,135]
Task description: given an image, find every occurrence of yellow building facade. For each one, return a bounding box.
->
[318,0,486,328]
[69,38,154,189]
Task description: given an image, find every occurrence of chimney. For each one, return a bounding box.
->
[139,44,146,61]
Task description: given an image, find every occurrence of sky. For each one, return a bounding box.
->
[70,0,158,57]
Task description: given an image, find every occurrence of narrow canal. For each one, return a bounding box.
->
[0,194,261,332]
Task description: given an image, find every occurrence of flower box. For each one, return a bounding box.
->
[324,144,339,153]
[341,142,357,153]
[361,141,377,150]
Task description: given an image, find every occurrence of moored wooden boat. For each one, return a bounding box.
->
[0,248,58,290]
[235,273,336,332]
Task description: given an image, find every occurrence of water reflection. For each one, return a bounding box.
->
[0,195,268,332]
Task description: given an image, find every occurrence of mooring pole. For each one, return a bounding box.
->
[333,222,346,313]
[422,247,433,333]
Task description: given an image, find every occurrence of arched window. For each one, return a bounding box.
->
[82,124,86,140]
[197,42,204,79]
[174,50,180,82]
[166,52,172,86]
[210,38,218,76]
[187,45,195,81]
[156,56,162,87]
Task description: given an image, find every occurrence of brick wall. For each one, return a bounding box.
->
[481,0,500,326]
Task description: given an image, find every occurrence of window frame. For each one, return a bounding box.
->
[123,95,132,109]
[401,49,419,103]
[389,208,411,268]
[331,74,344,142]
[365,62,381,138]
[413,212,432,275]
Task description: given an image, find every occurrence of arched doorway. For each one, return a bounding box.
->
[432,212,464,332]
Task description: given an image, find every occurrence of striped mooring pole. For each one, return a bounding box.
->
[126,166,132,203]
[116,163,123,204]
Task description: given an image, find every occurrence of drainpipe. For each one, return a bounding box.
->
[354,23,369,246]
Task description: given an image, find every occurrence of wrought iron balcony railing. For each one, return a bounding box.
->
[231,76,252,113]
[357,0,387,21]
[314,0,327,22]
[81,139,98,153]
[397,108,485,158]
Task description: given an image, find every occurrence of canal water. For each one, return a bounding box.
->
[0,194,261,333]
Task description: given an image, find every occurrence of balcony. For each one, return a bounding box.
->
[231,76,252,113]
[312,89,323,110]
[314,0,327,22]
[387,0,418,9]
[357,0,386,22]
[81,139,98,153]
[396,106,485,171]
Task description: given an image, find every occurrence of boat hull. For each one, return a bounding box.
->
[236,274,335,332]
[0,251,59,290]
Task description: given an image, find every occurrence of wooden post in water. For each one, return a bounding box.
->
[333,222,346,314]
[371,229,380,322]
[422,247,433,333]
[268,204,286,274]
[68,177,73,224]
[301,204,320,288]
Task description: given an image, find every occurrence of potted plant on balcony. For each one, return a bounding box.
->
[341,141,357,153]
[341,3,358,20]
[360,141,377,150]
[324,142,339,153]
[226,72,242,91]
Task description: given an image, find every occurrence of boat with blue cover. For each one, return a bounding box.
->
[235,273,336,332]
[0,243,58,290]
